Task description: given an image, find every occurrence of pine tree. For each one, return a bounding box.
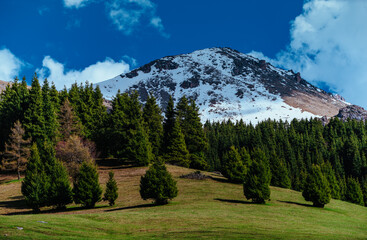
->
[42,78,59,144]
[103,171,118,206]
[23,74,46,146]
[109,91,152,166]
[321,161,341,199]
[48,159,73,209]
[2,120,31,180]
[21,144,49,212]
[162,96,176,154]
[243,148,271,203]
[302,164,331,208]
[140,159,178,205]
[163,119,190,167]
[73,161,102,208]
[222,146,246,183]
[270,151,291,189]
[345,177,364,206]
[143,94,163,157]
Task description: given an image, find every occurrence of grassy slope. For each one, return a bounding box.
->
[0,165,366,239]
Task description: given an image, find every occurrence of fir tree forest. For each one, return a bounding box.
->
[1,75,367,211]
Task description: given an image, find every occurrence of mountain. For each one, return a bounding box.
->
[0,80,10,92]
[96,47,349,123]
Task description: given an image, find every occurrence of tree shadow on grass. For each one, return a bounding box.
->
[4,204,108,216]
[214,198,258,205]
[208,176,231,184]
[0,197,28,210]
[105,203,156,212]
[278,200,313,208]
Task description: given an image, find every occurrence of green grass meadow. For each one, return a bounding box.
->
[0,165,366,239]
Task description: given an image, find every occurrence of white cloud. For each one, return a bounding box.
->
[37,56,130,89]
[0,48,24,81]
[64,0,91,8]
[249,0,367,108]
[107,0,169,37]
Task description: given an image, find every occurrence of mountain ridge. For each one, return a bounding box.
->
[97,47,352,123]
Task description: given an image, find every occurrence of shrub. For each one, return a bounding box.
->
[140,160,178,205]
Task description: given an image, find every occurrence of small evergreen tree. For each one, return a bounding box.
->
[321,161,341,199]
[2,120,31,180]
[270,152,291,189]
[21,144,49,212]
[140,159,178,205]
[302,165,331,208]
[222,146,246,183]
[345,177,364,206]
[49,160,73,209]
[73,161,102,208]
[243,149,271,203]
[103,171,118,206]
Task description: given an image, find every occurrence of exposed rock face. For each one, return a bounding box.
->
[97,47,350,123]
[336,105,367,121]
[0,80,10,93]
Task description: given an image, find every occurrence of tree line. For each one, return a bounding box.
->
[0,75,366,209]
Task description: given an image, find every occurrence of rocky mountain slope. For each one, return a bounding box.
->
[0,80,10,93]
[97,47,352,123]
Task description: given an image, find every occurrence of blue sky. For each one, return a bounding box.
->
[1,0,367,108]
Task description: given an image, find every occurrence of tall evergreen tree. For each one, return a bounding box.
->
[162,96,176,154]
[23,74,46,147]
[321,161,341,199]
[222,146,246,183]
[270,151,291,189]
[21,144,49,212]
[58,98,82,140]
[42,79,59,144]
[345,177,364,206]
[143,94,163,157]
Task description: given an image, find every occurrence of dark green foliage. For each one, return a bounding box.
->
[21,144,49,212]
[222,146,246,183]
[73,161,102,208]
[177,97,208,170]
[163,119,190,167]
[345,177,364,206]
[103,171,118,206]
[302,165,331,208]
[321,162,341,199]
[270,152,291,189]
[140,159,178,205]
[143,94,163,157]
[23,74,46,146]
[108,91,152,166]
[243,149,271,203]
[162,96,176,154]
[48,160,73,209]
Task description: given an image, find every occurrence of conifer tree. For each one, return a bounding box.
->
[21,144,49,212]
[270,151,291,189]
[162,96,176,154]
[345,177,364,206]
[48,159,73,209]
[302,164,331,208]
[103,171,118,206]
[23,74,46,146]
[222,146,246,183]
[143,94,163,157]
[109,91,152,166]
[73,161,102,208]
[321,161,341,199]
[42,79,59,144]
[140,159,178,205]
[2,120,31,180]
[243,148,271,203]
[163,119,190,167]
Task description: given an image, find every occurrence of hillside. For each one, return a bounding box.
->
[1,165,366,239]
[0,80,10,93]
[97,47,349,123]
